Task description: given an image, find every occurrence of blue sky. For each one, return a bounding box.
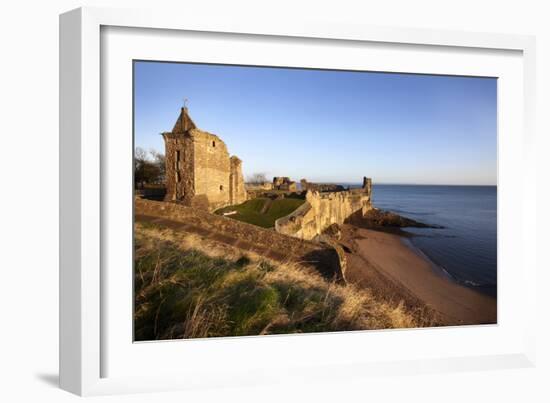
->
[134,61,497,185]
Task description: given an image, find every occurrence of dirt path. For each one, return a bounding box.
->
[341,225,497,326]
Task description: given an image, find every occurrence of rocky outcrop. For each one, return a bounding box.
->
[275,177,373,240]
[347,207,444,234]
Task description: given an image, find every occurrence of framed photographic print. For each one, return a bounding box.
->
[60,7,537,396]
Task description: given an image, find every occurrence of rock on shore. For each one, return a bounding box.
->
[354,208,443,231]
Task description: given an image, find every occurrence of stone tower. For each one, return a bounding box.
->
[162,107,247,211]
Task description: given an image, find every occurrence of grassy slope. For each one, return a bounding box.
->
[134,222,417,340]
[215,197,305,228]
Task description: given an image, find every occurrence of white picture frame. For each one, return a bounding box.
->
[59,6,537,396]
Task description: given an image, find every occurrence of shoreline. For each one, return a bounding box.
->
[340,224,497,326]
[401,236,497,298]
[399,237,455,281]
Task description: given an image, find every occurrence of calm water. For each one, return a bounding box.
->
[352,184,497,297]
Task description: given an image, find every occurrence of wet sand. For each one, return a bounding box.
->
[341,225,497,326]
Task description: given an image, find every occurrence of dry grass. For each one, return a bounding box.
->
[134,222,418,340]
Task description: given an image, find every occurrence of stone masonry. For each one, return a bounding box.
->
[163,107,247,211]
[275,177,373,240]
[300,179,345,192]
[272,176,297,191]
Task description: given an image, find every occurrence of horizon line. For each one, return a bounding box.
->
[320,181,497,187]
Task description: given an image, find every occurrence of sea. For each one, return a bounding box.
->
[347,184,497,297]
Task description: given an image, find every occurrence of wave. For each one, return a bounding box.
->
[462,279,482,287]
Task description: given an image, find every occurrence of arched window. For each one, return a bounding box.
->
[219,185,223,191]
[212,140,216,147]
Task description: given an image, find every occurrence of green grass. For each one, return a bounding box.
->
[215,197,305,228]
[134,224,419,340]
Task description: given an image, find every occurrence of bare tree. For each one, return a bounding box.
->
[135,147,147,162]
[134,147,164,188]
[150,148,166,183]
[247,172,268,184]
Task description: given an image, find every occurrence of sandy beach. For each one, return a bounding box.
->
[341,225,497,326]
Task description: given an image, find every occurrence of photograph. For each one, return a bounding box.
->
[3,0,545,399]
[133,60,497,341]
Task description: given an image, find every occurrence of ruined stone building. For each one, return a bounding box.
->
[162,107,247,211]
[246,181,273,191]
[272,176,297,191]
[300,179,345,192]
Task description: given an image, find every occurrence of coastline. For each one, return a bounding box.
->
[341,224,497,326]
[402,236,497,298]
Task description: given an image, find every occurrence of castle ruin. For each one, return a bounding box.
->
[161,105,373,241]
[162,107,247,211]
[275,177,373,240]
[272,176,297,191]
[300,179,345,192]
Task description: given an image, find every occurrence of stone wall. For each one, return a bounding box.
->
[300,179,345,192]
[272,176,297,191]
[273,177,290,187]
[275,178,373,240]
[229,156,247,205]
[245,182,273,191]
[192,129,232,211]
[163,133,195,202]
